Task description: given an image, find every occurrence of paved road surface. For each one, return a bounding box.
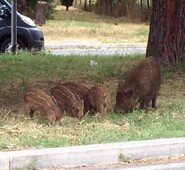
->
[45,43,147,56]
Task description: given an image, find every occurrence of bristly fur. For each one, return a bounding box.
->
[83,85,110,115]
[114,56,161,113]
[61,81,89,99]
[23,87,62,122]
[51,85,84,118]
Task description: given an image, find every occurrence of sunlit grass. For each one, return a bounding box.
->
[40,6,149,44]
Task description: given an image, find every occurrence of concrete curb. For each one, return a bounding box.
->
[45,43,147,50]
[1,137,185,169]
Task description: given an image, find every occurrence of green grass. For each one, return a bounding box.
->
[0,52,185,150]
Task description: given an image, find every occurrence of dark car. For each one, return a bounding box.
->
[0,0,44,52]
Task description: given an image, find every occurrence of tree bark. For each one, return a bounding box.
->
[146,0,185,66]
[147,0,150,10]
[140,0,143,21]
[35,1,48,26]
[84,0,87,11]
[105,0,112,15]
[89,0,92,11]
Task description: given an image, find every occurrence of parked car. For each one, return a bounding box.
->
[0,0,44,52]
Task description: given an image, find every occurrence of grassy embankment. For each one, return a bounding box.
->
[0,52,185,150]
[0,6,185,150]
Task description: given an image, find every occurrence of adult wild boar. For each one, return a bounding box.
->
[114,56,161,113]
[24,87,62,122]
[84,85,109,115]
[50,85,84,118]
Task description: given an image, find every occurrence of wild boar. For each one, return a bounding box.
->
[114,56,161,113]
[61,81,89,98]
[50,85,84,118]
[83,85,109,115]
[23,87,62,122]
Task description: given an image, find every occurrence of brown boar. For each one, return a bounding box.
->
[83,85,109,114]
[61,81,89,98]
[50,85,84,118]
[23,87,62,122]
[114,56,161,113]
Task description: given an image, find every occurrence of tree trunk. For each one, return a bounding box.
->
[89,0,92,11]
[35,1,48,26]
[146,0,185,66]
[140,0,143,21]
[84,0,87,11]
[120,0,127,17]
[105,0,112,15]
[147,0,150,9]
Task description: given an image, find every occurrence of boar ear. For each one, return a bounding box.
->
[103,93,107,98]
[125,89,134,98]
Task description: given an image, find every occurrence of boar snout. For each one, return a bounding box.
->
[114,105,133,114]
[115,89,135,113]
[72,107,84,118]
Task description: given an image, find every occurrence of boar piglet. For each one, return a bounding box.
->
[50,85,84,118]
[114,56,161,113]
[61,81,89,98]
[24,87,62,122]
[84,85,109,115]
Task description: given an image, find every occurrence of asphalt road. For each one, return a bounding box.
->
[45,43,147,56]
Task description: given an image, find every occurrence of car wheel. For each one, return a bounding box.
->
[1,38,26,52]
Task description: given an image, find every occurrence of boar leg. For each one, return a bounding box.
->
[145,102,150,108]
[152,95,156,108]
[144,98,151,108]
[84,101,91,113]
[24,103,34,117]
[29,109,35,118]
[139,100,145,109]
[140,96,151,109]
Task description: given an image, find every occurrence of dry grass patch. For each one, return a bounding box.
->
[0,53,185,150]
[0,109,131,150]
[41,6,149,44]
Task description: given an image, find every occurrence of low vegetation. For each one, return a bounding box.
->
[0,52,185,150]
